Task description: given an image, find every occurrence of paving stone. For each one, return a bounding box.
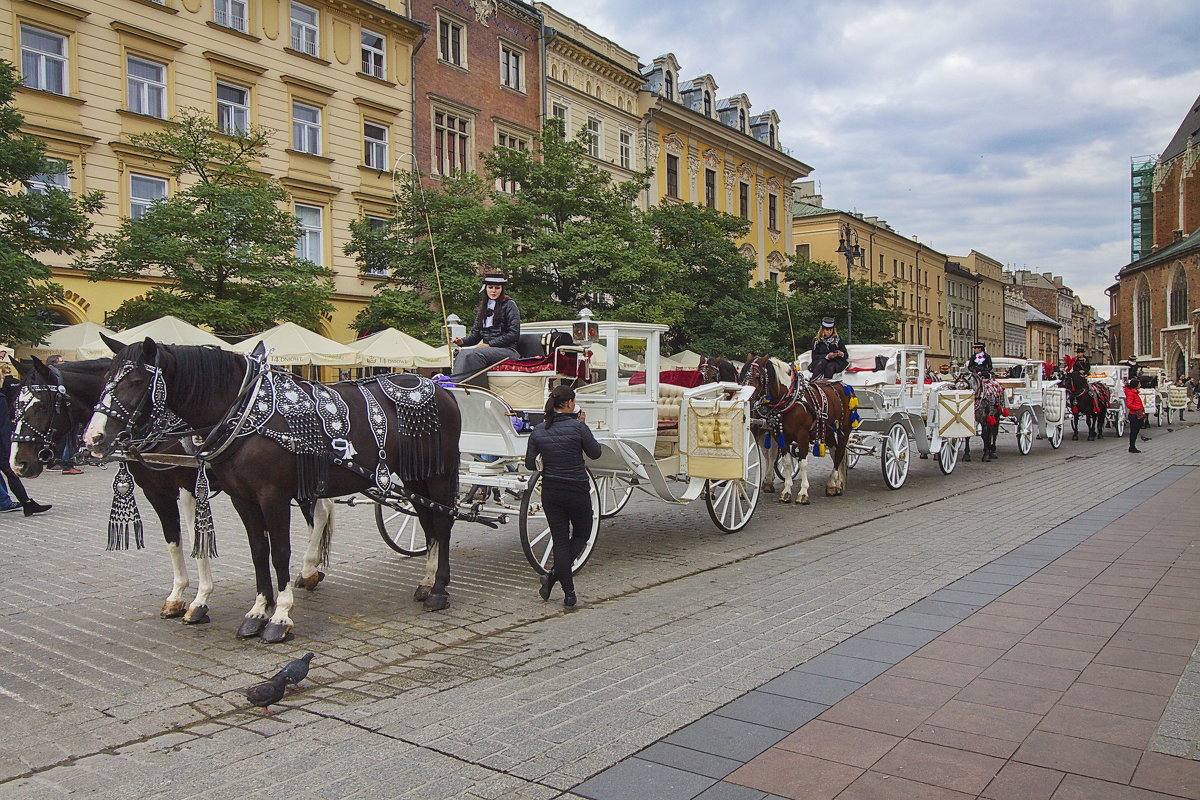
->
[573,758,715,800]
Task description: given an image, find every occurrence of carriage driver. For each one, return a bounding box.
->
[450,273,521,389]
[1071,345,1091,377]
[809,317,849,380]
[967,342,993,379]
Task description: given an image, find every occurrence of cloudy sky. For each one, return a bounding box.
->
[549,0,1199,313]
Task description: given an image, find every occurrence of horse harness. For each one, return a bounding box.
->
[745,360,833,452]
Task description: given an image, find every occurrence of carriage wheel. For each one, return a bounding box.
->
[846,450,860,470]
[519,472,600,575]
[1016,410,1034,455]
[376,499,428,557]
[1155,406,1163,427]
[705,445,762,533]
[1114,410,1126,437]
[595,473,634,519]
[1049,422,1063,449]
[881,422,910,490]
[1165,406,1174,426]
[937,438,960,475]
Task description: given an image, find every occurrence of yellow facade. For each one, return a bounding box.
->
[639,54,810,285]
[2,0,421,341]
[792,206,949,361]
[950,250,1004,357]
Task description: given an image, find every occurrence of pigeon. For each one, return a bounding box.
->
[244,675,288,714]
[272,652,315,688]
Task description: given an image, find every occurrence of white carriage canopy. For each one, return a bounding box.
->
[76,315,230,360]
[232,321,360,366]
[348,328,451,369]
[14,320,116,361]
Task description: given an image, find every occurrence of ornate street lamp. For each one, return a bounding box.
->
[836,222,864,341]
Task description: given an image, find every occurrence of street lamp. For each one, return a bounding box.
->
[836,222,864,342]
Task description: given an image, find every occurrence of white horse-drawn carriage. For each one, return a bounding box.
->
[991,357,1067,451]
[1084,365,1130,436]
[796,344,975,489]
[375,316,762,574]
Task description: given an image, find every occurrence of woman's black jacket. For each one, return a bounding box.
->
[525,413,602,489]
[461,296,521,349]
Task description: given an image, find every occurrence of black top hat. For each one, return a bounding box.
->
[1075,345,1086,353]
[972,342,985,349]
[482,273,507,285]
[820,317,836,328]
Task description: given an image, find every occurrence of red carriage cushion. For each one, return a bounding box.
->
[629,370,704,388]
[489,352,586,379]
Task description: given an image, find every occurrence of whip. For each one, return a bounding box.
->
[392,154,454,367]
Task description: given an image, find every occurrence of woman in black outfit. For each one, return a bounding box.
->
[809,317,849,380]
[525,385,601,607]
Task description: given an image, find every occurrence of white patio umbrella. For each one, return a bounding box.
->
[348,328,451,369]
[76,315,230,359]
[232,321,360,366]
[667,349,703,369]
[586,342,638,371]
[14,321,116,361]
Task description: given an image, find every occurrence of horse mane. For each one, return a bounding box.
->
[125,342,246,411]
[767,357,792,387]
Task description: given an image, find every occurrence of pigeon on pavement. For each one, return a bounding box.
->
[272,652,315,688]
[244,675,288,713]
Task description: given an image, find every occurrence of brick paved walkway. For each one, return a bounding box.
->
[576,466,1200,800]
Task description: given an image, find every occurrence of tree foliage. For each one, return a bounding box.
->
[780,257,903,348]
[0,59,103,346]
[83,111,333,336]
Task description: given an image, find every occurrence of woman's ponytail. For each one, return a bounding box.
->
[543,384,576,428]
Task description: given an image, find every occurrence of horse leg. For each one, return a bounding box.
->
[295,498,333,591]
[414,536,437,602]
[260,496,296,643]
[143,488,188,619]
[413,475,455,611]
[230,495,274,639]
[797,455,810,504]
[1096,411,1105,439]
[827,432,848,497]
[760,443,776,494]
[1071,412,1079,440]
[180,492,212,625]
[779,447,794,503]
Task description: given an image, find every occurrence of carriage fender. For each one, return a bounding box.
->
[890,412,927,452]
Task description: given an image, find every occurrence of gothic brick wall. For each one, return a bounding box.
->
[1153,152,1200,247]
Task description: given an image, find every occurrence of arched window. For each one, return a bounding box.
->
[1135,277,1151,356]
[704,91,712,117]
[586,81,591,95]
[550,64,557,80]
[738,108,746,132]
[664,71,673,101]
[1169,264,1188,325]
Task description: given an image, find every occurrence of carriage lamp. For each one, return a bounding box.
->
[444,313,466,343]
[574,307,598,344]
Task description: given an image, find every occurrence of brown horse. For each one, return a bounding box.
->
[742,356,852,504]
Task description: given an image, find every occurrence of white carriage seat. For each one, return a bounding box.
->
[835,346,899,389]
[616,381,684,429]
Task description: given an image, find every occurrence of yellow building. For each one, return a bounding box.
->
[1,0,422,341]
[792,195,949,361]
[537,2,642,185]
[949,250,1004,357]
[639,54,811,284]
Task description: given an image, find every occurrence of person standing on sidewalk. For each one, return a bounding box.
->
[0,363,52,515]
[524,385,601,608]
[1125,377,1148,453]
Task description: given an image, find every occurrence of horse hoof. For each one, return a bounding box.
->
[761,486,775,495]
[297,571,326,591]
[260,622,293,643]
[778,494,790,503]
[1071,434,1079,441]
[413,585,431,602]
[183,605,210,625]
[423,594,449,612]
[160,601,186,619]
[962,455,971,462]
[237,615,268,639]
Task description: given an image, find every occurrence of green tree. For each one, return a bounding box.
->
[345,170,509,342]
[83,111,333,337]
[780,257,903,348]
[0,60,103,346]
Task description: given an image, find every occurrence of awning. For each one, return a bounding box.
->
[231,322,361,366]
[76,315,230,360]
[14,321,117,361]
[349,328,451,369]
[667,349,703,369]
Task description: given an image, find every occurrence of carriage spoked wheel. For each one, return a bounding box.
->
[1048,422,1064,449]
[705,444,762,533]
[1165,406,1174,426]
[594,473,634,519]
[846,450,861,470]
[937,438,961,475]
[1016,410,1035,455]
[519,471,601,575]
[1155,406,1163,427]
[1114,410,1126,437]
[881,422,910,490]
[376,499,428,556]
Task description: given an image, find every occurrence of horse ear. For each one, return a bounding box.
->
[99,332,126,354]
[140,337,158,364]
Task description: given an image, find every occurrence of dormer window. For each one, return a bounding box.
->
[664,71,674,101]
[738,109,746,132]
[769,125,776,148]
[704,91,712,117]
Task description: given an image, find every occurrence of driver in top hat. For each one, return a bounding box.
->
[450,273,521,389]
[1071,345,1091,377]
[967,341,993,379]
[809,317,849,380]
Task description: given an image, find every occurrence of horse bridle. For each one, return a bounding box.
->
[92,358,186,459]
[11,376,72,464]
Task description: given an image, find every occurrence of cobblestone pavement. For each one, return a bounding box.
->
[1,420,1197,798]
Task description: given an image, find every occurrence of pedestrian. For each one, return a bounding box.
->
[0,362,53,516]
[967,342,993,379]
[1125,377,1148,453]
[809,317,848,380]
[524,385,601,608]
[450,273,521,389]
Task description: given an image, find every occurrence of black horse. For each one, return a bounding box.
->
[1062,371,1109,441]
[698,355,741,384]
[953,372,1005,463]
[82,337,461,643]
[11,356,334,625]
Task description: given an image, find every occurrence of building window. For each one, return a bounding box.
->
[879,254,884,273]
[361,28,386,79]
[664,71,673,101]
[704,91,712,117]
[1169,266,1188,325]
[127,56,167,118]
[130,173,167,220]
[290,2,319,56]
[295,204,323,264]
[20,26,68,95]
[768,194,778,230]
[795,243,810,261]
[739,182,749,218]
[665,154,679,198]
[738,108,746,132]
[704,169,716,209]
[434,109,470,174]
[438,16,464,66]
[495,131,527,193]
[292,102,321,154]
[214,0,248,32]
[363,215,389,275]
[585,117,600,158]
[216,82,249,134]
[500,43,522,91]
[769,124,776,148]
[1134,278,1151,355]
[618,130,631,170]
[25,159,69,195]
[363,122,388,169]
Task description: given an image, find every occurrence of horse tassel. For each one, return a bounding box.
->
[987,415,998,426]
[812,442,826,458]
[763,433,772,449]
[776,434,787,449]
[106,461,144,551]
[191,464,219,559]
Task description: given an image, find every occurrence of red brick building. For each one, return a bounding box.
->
[410,0,543,179]
[1110,93,1200,379]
